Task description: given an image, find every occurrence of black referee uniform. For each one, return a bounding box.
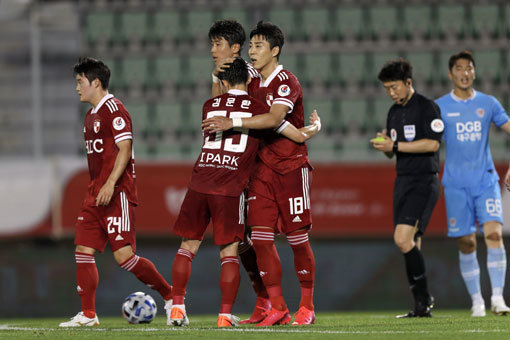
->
[387,92,443,236]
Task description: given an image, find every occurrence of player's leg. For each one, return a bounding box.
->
[60,206,105,327]
[217,242,241,327]
[169,238,201,326]
[483,221,509,315]
[209,193,247,327]
[476,182,510,315]
[277,165,315,325]
[445,185,484,316]
[170,189,210,326]
[105,193,173,320]
[286,226,316,325]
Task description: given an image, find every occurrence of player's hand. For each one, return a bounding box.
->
[96,180,115,206]
[309,110,321,131]
[202,116,233,133]
[213,57,235,76]
[505,167,510,191]
[371,130,393,152]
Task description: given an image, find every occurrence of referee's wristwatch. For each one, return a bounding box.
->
[392,140,398,153]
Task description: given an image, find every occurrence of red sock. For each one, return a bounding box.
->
[219,256,240,314]
[287,229,315,310]
[238,237,269,299]
[120,254,172,301]
[171,248,195,305]
[251,228,287,311]
[75,252,98,318]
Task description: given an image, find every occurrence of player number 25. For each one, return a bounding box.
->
[203,110,252,153]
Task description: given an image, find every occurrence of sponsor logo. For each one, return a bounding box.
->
[259,271,267,277]
[77,285,83,293]
[447,112,460,117]
[115,234,124,241]
[430,119,444,133]
[292,215,302,223]
[77,216,84,221]
[83,126,86,133]
[456,121,481,133]
[85,139,104,154]
[390,129,397,141]
[476,108,485,118]
[449,218,456,227]
[298,269,310,275]
[404,125,416,141]
[278,84,291,97]
[113,117,126,130]
[265,93,274,106]
[93,119,101,133]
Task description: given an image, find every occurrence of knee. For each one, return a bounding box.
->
[75,245,95,255]
[485,231,502,243]
[113,245,134,265]
[458,237,476,254]
[394,235,413,253]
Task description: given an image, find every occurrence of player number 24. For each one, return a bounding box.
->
[107,216,121,234]
[203,110,252,153]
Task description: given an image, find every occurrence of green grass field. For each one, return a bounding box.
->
[2,311,510,340]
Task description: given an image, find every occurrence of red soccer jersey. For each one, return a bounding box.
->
[189,89,265,197]
[82,94,138,206]
[249,65,310,174]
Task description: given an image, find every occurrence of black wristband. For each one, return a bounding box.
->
[393,140,398,153]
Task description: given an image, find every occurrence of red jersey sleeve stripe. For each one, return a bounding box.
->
[273,98,294,109]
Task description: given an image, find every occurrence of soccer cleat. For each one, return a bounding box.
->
[471,302,486,317]
[396,295,434,319]
[217,314,240,327]
[164,299,173,326]
[256,308,291,327]
[291,306,315,325]
[170,305,189,326]
[59,312,99,327]
[491,296,510,315]
[239,297,271,324]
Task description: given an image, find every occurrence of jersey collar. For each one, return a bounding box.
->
[227,89,248,96]
[91,93,114,114]
[450,89,477,103]
[261,65,283,87]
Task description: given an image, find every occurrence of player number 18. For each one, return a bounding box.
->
[289,197,304,215]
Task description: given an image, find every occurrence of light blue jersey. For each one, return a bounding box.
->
[435,90,509,188]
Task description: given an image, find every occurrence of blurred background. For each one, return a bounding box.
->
[1,0,510,318]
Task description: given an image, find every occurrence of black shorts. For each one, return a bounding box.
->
[393,173,439,237]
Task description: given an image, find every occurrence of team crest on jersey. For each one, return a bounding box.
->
[449,218,456,227]
[390,129,397,141]
[476,108,485,118]
[404,125,415,141]
[266,93,274,106]
[113,117,126,130]
[278,84,291,97]
[93,119,101,133]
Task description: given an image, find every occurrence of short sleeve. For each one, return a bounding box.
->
[110,109,133,144]
[490,96,510,127]
[422,100,444,141]
[272,76,300,111]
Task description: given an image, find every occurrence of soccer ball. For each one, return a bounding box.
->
[122,292,157,324]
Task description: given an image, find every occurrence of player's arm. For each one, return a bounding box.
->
[211,58,235,98]
[500,121,510,134]
[203,103,289,132]
[280,110,321,143]
[96,139,132,206]
[372,137,439,154]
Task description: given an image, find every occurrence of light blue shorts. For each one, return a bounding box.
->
[444,180,503,237]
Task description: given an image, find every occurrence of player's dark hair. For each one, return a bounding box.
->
[73,57,110,89]
[448,50,476,71]
[378,58,413,83]
[249,21,284,60]
[209,19,246,53]
[218,57,249,86]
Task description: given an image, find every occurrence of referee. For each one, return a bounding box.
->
[371,59,444,318]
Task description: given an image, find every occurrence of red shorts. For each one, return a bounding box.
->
[75,192,136,253]
[247,162,312,234]
[173,189,245,246]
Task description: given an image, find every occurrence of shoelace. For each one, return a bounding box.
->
[255,306,270,318]
[292,309,308,322]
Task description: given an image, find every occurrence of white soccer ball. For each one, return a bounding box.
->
[122,292,157,324]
